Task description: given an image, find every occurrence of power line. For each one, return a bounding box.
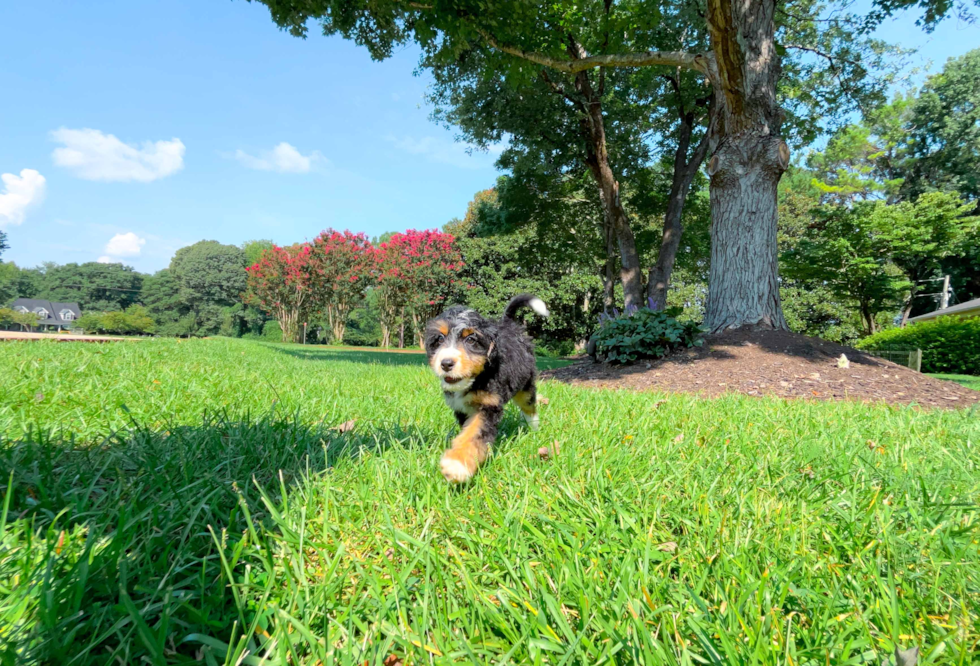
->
[52,284,143,293]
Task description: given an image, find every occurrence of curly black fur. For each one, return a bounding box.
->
[424,294,547,482]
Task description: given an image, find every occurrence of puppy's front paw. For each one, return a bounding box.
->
[440,452,474,484]
[523,413,540,431]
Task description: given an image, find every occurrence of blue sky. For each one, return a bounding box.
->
[1,1,977,274]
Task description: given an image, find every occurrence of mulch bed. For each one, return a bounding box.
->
[542,328,980,410]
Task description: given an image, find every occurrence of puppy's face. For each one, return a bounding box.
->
[425,308,494,393]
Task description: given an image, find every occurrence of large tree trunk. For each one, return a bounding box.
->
[647,110,711,311]
[703,0,790,333]
[705,135,787,331]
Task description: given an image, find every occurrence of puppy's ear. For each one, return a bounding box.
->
[484,324,500,361]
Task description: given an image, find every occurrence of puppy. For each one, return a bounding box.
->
[424,294,549,483]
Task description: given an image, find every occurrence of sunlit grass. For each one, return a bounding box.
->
[928,373,980,391]
[1,337,978,664]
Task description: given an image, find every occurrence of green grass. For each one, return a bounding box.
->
[928,373,980,391]
[1,337,979,665]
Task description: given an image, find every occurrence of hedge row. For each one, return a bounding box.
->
[856,316,980,375]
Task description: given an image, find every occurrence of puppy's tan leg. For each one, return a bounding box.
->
[514,388,539,431]
[441,407,502,483]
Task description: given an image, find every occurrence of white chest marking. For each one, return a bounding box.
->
[444,391,477,415]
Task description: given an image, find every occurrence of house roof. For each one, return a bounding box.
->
[11,298,82,326]
[909,297,980,322]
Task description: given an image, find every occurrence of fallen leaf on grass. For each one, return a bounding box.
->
[34,392,43,403]
[332,419,357,433]
[538,441,561,460]
[538,396,550,405]
[361,657,403,666]
[656,541,678,553]
[673,433,684,443]
[651,399,667,410]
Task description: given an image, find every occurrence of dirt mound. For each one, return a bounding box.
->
[544,328,979,409]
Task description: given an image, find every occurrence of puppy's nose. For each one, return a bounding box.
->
[440,358,456,372]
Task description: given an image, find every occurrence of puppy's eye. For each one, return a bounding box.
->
[429,334,445,347]
[464,336,484,350]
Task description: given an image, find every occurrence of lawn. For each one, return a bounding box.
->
[1,337,978,665]
[929,373,980,392]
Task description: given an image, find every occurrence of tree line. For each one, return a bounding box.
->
[1,47,976,349]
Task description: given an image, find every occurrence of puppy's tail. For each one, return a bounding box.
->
[503,294,550,321]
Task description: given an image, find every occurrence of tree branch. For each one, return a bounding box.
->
[539,70,587,110]
[478,29,712,76]
[783,44,860,72]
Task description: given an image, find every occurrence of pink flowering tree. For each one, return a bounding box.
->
[309,229,374,343]
[245,244,314,342]
[376,230,462,348]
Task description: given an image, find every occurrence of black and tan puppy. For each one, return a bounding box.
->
[424,294,549,483]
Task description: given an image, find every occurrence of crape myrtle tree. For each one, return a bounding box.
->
[245,244,315,342]
[251,0,894,332]
[373,235,413,348]
[396,230,462,348]
[309,229,374,343]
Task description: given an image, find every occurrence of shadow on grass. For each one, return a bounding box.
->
[272,345,428,366]
[0,409,532,664]
[270,344,576,370]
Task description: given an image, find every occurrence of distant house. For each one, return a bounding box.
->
[909,297,980,323]
[10,298,82,332]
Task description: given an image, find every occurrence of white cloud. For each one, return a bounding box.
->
[97,256,113,264]
[0,168,46,227]
[104,232,146,258]
[51,128,185,182]
[386,135,502,169]
[234,142,325,173]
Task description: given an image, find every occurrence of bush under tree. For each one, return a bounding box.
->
[589,303,703,365]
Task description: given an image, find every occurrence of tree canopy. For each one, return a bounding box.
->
[33,262,143,312]
[903,49,980,202]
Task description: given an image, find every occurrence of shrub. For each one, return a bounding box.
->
[590,303,703,365]
[261,320,282,341]
[856,316,980,375]
[0,307,40,331]
[77,305,155,335]
[535,340,578,358]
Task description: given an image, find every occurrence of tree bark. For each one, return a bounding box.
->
[703,0,790,333]
[568,61,644,310]
[899,290,915,327]
[398,308,405,348]
[861,304,877,335]
[602,220,616,314]
[647,107,711,311]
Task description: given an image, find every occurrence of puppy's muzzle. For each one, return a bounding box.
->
[440,358,455,372]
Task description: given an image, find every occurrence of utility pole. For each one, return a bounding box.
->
[940,275,950,310]
[303,322,307,344]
